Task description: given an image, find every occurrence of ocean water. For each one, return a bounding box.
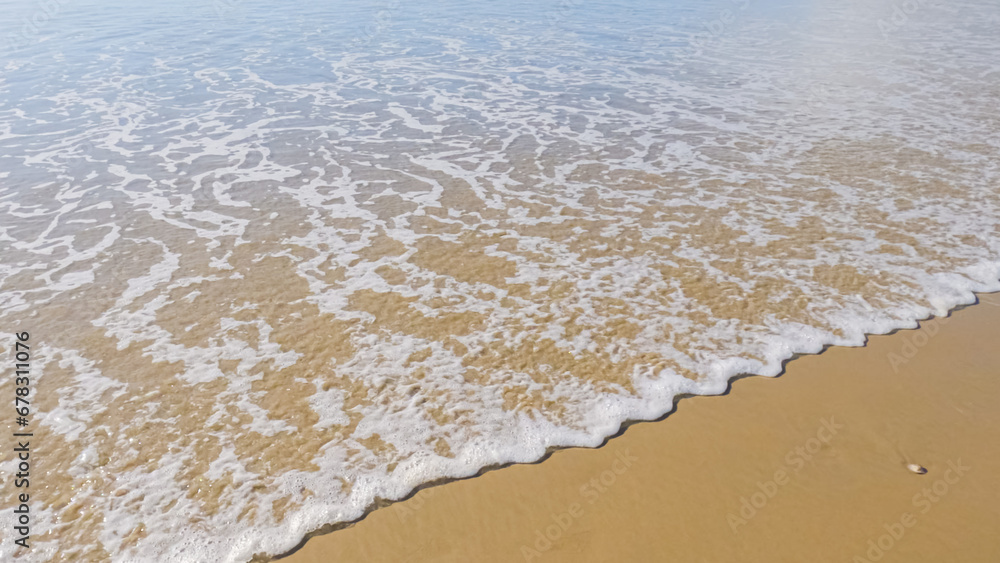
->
[1,0,999,560]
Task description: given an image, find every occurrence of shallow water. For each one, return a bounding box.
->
[1,0,999,560]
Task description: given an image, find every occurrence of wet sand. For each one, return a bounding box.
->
[276,292,1000,563]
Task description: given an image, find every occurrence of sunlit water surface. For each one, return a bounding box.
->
[1,0,999,560]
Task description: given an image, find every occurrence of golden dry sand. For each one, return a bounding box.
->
[276,292,1000,563]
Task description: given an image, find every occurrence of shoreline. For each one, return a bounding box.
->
[271,290,1000,562]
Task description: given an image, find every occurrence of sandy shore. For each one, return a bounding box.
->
[275,292,1000,563]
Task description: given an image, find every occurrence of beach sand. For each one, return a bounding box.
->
[275,292,1000,563]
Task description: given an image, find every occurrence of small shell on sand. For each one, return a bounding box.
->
[906,463,928,475]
